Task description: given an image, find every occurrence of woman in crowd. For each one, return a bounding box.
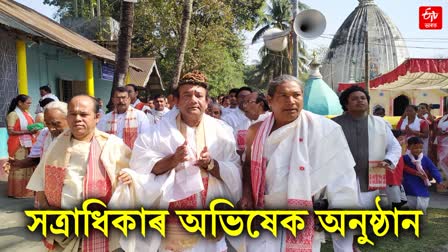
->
[436,110,448,179]
[6,94,36,198]
[397,105,430,155]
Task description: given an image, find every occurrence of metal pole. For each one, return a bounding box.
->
[364,30,369,91]
[291,0,299,78]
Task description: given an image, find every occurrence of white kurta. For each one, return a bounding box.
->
[221,108,250,130]
[97,108,151,138]
[147,107,170,124]
[114,112,242,252]
[27,131,131,209]
[248,111,359,252]
[28,128,51,158]
[35,93,59,114]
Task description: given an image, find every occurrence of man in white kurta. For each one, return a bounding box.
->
[97,86,150,149]
[117,71,242,252]
[27,95,132,252]
[221,87,252,130]
[147,94,171,124]
[241,75,359,252]
[332,86,401,251]
[234,92,271,154]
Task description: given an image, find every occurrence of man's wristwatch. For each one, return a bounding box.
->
[383,159,393,166]
[207,159,215,171]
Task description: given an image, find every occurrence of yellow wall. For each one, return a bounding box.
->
[370,89,446,116]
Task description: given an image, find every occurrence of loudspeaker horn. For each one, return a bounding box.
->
[293,9,326,39]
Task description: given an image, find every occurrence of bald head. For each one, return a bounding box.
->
[67,95,100,141]
[68,95,99,114]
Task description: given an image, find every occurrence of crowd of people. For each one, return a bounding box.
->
[2,71,447,252]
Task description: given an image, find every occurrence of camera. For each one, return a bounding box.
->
[430,104,440,109]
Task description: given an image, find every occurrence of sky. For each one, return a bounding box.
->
[244,0,448,64]
[15,0,448,65]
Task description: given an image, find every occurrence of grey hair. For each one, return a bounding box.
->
[267,75,303,97]
[44,101,68,116]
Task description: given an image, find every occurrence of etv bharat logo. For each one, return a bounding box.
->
[419,6,443,30]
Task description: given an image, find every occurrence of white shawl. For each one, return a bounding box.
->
[112,112,242,252]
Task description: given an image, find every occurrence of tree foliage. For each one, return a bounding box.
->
[44,0,264,96]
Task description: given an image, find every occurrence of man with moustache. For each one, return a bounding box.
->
[241,75,359,252]
[97,86,150,148]
[119,70,241,252]
[147,94,170,124]
[234,92,270,154]
[27,95,133,251]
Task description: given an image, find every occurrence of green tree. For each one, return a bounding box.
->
[171,0,193,90]
[44,0,263,95]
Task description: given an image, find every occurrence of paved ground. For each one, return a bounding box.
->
[0,179,446,252]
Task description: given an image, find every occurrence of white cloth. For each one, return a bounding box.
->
[221,108,250,130]
[400,116,429,155]
[14,107,33,148]
[62,139,90,209]
[406,150,431,186]
[97,108,150,138]
[147,107,170,124]
[386,185,402,205]
[406,196,430,213]
[332,181,380,252]
[234,112,271,137]
[370,115,401,168]
[35,93,59,114]
[27,131,131,206]
[131,99,142,108]
[114,112,242,252]
[438,114,448,131]
[221,107,237,116]
[248,111,359,252]
[28,128,51,158]
[437,114,448,177]
[383,118,392,129]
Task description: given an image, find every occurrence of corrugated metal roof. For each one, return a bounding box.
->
[0,0,140,70]
[129,57,164,90]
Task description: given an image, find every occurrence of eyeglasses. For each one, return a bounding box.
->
[244,100,257,104]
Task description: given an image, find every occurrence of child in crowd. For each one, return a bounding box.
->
[386,156,407,210]
[402,137,445,213]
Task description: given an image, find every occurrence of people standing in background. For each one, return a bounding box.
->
[147,94,170,124]
[126,84,146,111]
[373,105,392,129]
[96,98,106,117]
[35,85,59,115]
[397,105,430,155]
[436,111,448,179]
[97,87,150,149]
[34,97,56,123]
[221,87,252,130]
[6,94,37,198]
[221,88,239,116]
[206,102,222,120]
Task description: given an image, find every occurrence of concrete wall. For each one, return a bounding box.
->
[25,42,112,117]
